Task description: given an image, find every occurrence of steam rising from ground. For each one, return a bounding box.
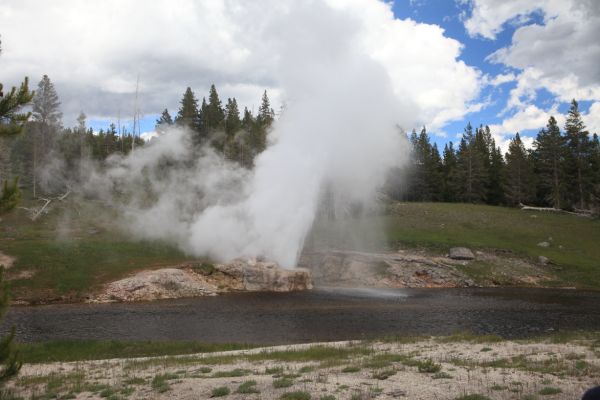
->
[87,1,414,267]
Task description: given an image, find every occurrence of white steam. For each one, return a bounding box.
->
[87,1,415,267]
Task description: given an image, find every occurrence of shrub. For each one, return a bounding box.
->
[417,359,441,373]
[211,386,230,397]
[237,380,259,394]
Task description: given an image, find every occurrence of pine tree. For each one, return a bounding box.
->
[0,41,34,136]
[224,98,241,137]
[504,133,534,205]
[564,99,592,209]
[532,116,566,208]
[175,87,200,131]
[32,75,62,126]
[205,84,225,131]
[456,123,487,203]
[257,90,274,128]
[30,75,62,197]
[442,142,459,202]
[155,109,173,134]
[487,145,505,205]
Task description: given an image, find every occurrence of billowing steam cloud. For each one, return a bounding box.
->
[87,1,415,267]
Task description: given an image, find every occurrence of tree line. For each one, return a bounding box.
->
[0,77,276,198]
[388,100,600,211]
[156,84,275,168]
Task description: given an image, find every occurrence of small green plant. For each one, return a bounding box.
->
[538,387,562,396]
[341,366,361,373]
[211,386,230,397]
[480,347,492,352]
[273,377,294,388]
[432,372,452,379]
[266,366,284,375]
[280,391,311,400]
[299,365,315,373]
[212,368,250,378]
[320,396,336,400]
[416,359,441,373]
[454,395,491,400]
[490,384,507,391]
[237,380,259,394]
[199,367,212,373]
[372,369,396,380]
[192,262,216,275]
[151,374,172,393]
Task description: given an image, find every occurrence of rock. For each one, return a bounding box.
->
[93,259,312,303]
[537,241,550,248]
[448,247,475,260]
[97,268,218,302]
[216,258,313,292]
[538,256,549,265]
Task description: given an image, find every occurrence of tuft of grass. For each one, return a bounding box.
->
[372,369,396,380]
[211,368,250,378]
[237,380,259,394]
[280,391,311,400]
[538,387,562,396]
[151,374,173,393]
[416,359,441,373]
[273,378,294,388]
[432,372,453,379]
[454,395,491,400]
[341,366,361,373]
[320,396,336,400]
[211,386,230,397]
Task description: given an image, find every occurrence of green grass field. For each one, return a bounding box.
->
[1,201,599,301]
[0,202,190,302]
[384,203,600,288]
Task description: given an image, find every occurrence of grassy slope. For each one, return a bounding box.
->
[1,202,599,301]
[384,203,600,288]
[0,204,190,302]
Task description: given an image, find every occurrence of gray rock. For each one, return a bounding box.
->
[448,247,475,260]
[216,258,312,292]
[538,256,549,265]
[537,241,550,248]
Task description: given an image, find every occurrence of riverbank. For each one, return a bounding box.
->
[1,202,599,305]
[6,332,600,399]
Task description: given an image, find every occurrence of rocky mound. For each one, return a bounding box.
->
[93,258,312,303]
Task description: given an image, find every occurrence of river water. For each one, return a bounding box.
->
[2,288,600,344]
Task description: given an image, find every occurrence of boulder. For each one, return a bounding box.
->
[448,247,475,260]
[537,241,550,248]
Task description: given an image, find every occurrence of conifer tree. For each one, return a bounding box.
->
[0,41,34,136]
[257,90,274,128]
[532,116,565,208]
[175,87,200,131]
[564,99,592,209]
[456,123,486,203]
[155,108,173,134]
[205,84,225,131]
[442,142,459,202]
[224,98,241,137]
[504,133,534,205]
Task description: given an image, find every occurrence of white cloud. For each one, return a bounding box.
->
[463,0,600,142]
[583,102,600,135]
[0,0,482,130]
[465,0,600,103]
[489,73,516,86]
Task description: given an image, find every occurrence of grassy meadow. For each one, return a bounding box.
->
[1,201,600,303]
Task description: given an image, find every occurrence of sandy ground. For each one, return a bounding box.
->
[8,337,600,399]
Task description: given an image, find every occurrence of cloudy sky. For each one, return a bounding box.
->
[1,0,599,151]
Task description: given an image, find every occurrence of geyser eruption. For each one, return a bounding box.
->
[90,1,415,267]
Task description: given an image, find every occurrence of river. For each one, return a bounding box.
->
[2,287,600,344]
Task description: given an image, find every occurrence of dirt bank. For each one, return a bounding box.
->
[298,248,555,289]
[8,336,599,399]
